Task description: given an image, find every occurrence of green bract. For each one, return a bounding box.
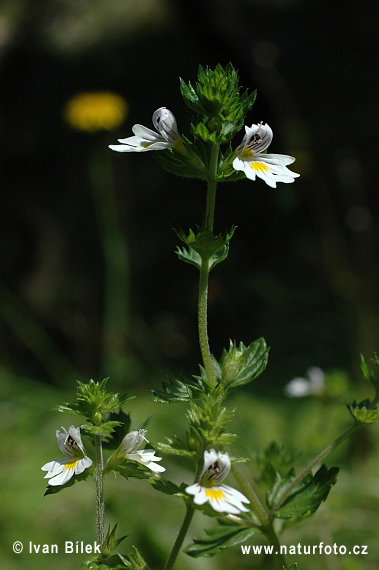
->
[220,338,269,393]
[175,226,236,270]
[347,399,379,424]
[53,378,134,425]
[100,524,127,558]
[180,63,257,144]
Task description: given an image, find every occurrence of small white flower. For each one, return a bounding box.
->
[186,449,250,515]
[233,123,299,188]
[285,367,325,397]
[41,426,92,486]
[109,107,182,153]
[119,429,165,474]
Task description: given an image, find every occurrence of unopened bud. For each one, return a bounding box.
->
[120,429,148,454]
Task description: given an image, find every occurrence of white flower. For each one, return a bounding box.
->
[285,367,325,397]
[109,107,182,153]
[119,429,165,474]
[41,426,92,486]
[233,123,299,188]
[186,449,250,515]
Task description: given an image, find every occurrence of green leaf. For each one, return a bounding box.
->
[102,410,132,449]
[101,524,127,558]
[152,374,208,403]
[80,421,123,437]
[288,565,299,570]
[254,442,300,490]
[156,435,196,458]
[267,465,339,521]
[176,246,202,270]
[115,463,153,481]
[221,338,269,394]
[185,518,256,558]
[150,479,187,499]
[347,399,379,424]
[44,470,93,496]
[84,546,148,569]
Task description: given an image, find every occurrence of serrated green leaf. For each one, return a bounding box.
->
[267,465,339,521]
[101,523,127,558]
[84,547,148,569]
[152,374,207,403]
[116,463,154,481]
[254,442,299,490]
[347,399,379,424]
[185,519,256,558]
[176,246,202,270]
[222,338,269,394]
[156,435,196,458]
[150,479,187,498]
[81,421,123,437]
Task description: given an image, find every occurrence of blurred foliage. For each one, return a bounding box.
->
[0,0,378,568]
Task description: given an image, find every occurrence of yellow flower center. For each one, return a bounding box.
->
[250,161,270,172]
[64,92,128,132]
[142,143,153,148]
[64,459,79,471]
[205,488,225,501]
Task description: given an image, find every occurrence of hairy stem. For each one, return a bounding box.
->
[205,143,219,232]
[198,257,217,387]
[164,504,195,570]
[229,460,269,526]
[261,523,289,569]
[95,434,105,546]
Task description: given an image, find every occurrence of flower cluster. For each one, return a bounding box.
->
[186,449,250,514]
[109,107,299,188]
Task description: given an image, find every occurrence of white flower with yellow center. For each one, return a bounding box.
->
[109,107,182,153]
[186,449,250,514]
[233,123,299,188]
[41,426,92,486]
[119,429,165,473]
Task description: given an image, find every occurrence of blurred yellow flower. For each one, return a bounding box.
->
[64,92,128,132]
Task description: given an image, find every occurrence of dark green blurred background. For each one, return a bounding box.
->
[0,1,378,569]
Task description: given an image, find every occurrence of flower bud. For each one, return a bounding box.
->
[92,411,103,426]
[119,429,148,454]
[221,340,245,385]
[186,426,203,455]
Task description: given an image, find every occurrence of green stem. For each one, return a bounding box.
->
[229,461,269,526]
[205,143,219,232]
[198,257,217,387]
[165,144,222,569]
[269,423,360,517]
[95,434,105,546]
[164,460,203,569]
[164,504,195,570]
[261,523,289,569]
[197,143,220,387]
